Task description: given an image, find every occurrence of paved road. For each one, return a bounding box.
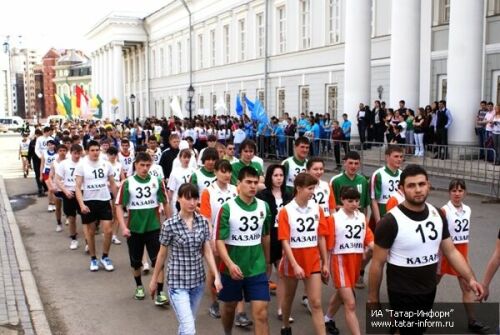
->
[0,133,499,335]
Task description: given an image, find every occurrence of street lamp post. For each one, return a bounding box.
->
[178,0,193,92]
[187,85,194,121]
[3,36,13,117]
[37,92,43,124]
[130,94,136,123]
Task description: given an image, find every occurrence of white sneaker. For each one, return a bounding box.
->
[65,218,69,225]
[85,244,89,254]
[111,235,121,245]
[142,262,150,274]
[47,204,53,212]
[90,259,99,272]
[70,239,79,250]
[56,224,63,232]
[100,257,114,271]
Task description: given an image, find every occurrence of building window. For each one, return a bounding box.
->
[299,86,310,115]
[256,89,265,104]
[300,0,311,49]
[326,85,338,119]
[177,41,182,73]
[198,34,204,69]
[440,0,451,24]
[160,48,165,76]
[211,93,217,114]
[239,19,246,61]
[277,6,287,53]
[223,25,230,64]
[168,45,173,75]
[225,92,231,111]
[328,0,341,44]
[277,88,285,117]
[199,94,204,109]
[256,13,265,58]
[438,75,447,101]
[210,29,216,67]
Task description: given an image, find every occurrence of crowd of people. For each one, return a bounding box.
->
[15,114,500,335]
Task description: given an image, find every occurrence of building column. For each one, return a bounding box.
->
[389,0,421,110]
[343,0,371,138]
[112,42,124,121]
[419,0,433,107]
[138,45,144,120]
[446,0,484,145]
[131,46,137,121]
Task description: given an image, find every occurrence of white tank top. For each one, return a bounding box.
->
[224,198,267,247]
[127,176,160,210]
[110,162,122,184]
[193,169,216,192]
[312,180,332,217]
[387,204,443,267]
[332,209,366,254]
[43,151,56,173]
[282,157,307,188]
[442,201,471,244]
[58,159,79,191]
[372,167,402,204]
[207,183,238,224]
[283,200,320,249]
[76,158,113,201]
[118,152,134,175]
[151,148,162,165]
[148,164,164,179]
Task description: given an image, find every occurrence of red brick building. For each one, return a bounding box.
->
[41,48,60,118]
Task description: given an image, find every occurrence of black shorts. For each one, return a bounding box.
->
[62,195,79,217]
[54,191,64,200]
[270,227,282,265]
[126,230,161,269]
[80,200,113,224]
[388,289,436,335]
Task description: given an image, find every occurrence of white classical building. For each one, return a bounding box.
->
[86,0,500,145]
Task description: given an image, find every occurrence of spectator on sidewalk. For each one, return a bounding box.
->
[435,100,453,159]
[332,120,345,170]
[413,108,426,157]
[489,104,500,166]
[357,103,367,147]
[373,100,386,145]
[476,101,489,159]
[341,113,352,148]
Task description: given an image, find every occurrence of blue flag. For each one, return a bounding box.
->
[254,99,269,125]
[236,94,243,117]
[244,95,255,112]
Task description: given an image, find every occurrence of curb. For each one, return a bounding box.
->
[0,177,52,335]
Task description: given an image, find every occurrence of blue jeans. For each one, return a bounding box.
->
[168,283,205,335]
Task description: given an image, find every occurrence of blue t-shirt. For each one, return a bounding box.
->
[274,124,285,142]
[342,120,352,139]
[312,123,321,139]
[298,118,309,132]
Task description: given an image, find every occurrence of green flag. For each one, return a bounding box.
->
[63,95,73,120]
[94,94,103,119]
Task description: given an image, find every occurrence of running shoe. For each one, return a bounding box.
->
[155,292,169,306]
[111,235,121,245]
[69,239,79,250]
[65,218,69,226]
[134,286,145,300]
[355,275,365,289]
[142,262,150,274]
[235,313,253,327]
[47,204,55,212]
[56,224,63,232]
[468,320,490,334]
[280,327,292,335]
[90,259,99,272]
[269,280,277,290]
[208,301,221,319]
[325,320,340,335]
[100,257,114,271]
[84,244,89,254]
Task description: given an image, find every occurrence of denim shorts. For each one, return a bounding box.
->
[218,272,270,303]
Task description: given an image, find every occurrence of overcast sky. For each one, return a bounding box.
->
[0,0,166,55]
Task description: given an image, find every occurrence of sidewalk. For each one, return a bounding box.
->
[0,177,51,335]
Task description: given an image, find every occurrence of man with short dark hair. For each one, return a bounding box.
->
[435,100,453,159]
[159,133,181,180]
[368,165,485,335]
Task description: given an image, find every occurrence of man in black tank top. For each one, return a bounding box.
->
[368,165,485,335]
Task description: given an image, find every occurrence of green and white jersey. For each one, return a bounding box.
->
[116,174,167,233]
[191,167,216,192]
[215,196,271,277]
[230,160,263,185]
[370,166,402,215]
[330,172,370,211]
[282,156,307,190]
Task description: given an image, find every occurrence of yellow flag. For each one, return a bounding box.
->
[71,95,80,117]
[55,95,67,116]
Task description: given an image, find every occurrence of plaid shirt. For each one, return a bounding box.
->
[159,212,210,289]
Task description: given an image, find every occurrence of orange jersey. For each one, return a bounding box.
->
[278,200,331,278]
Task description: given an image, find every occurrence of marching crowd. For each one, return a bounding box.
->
[15,114,500,335]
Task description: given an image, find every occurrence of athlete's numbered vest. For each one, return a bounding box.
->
[285,200,320,249]
[82,160,110,192]
[20,141,29,155]
[442,201,470,244]
[43,151,56,174]
[152,148,162,165]
[312,180,332,217]
[332,209,366,254]
[111,162,122,183]
[62,160,78,190]
[274,198,284,228]
[207,184,238,224]
[374,167,402,204]
[148,164,164,179]
[283,157,307,187]
[127,176,160,210]
[225,198,267,247]
[388,204,443,267]
[119,152,134,174]
[194,169,216,192]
